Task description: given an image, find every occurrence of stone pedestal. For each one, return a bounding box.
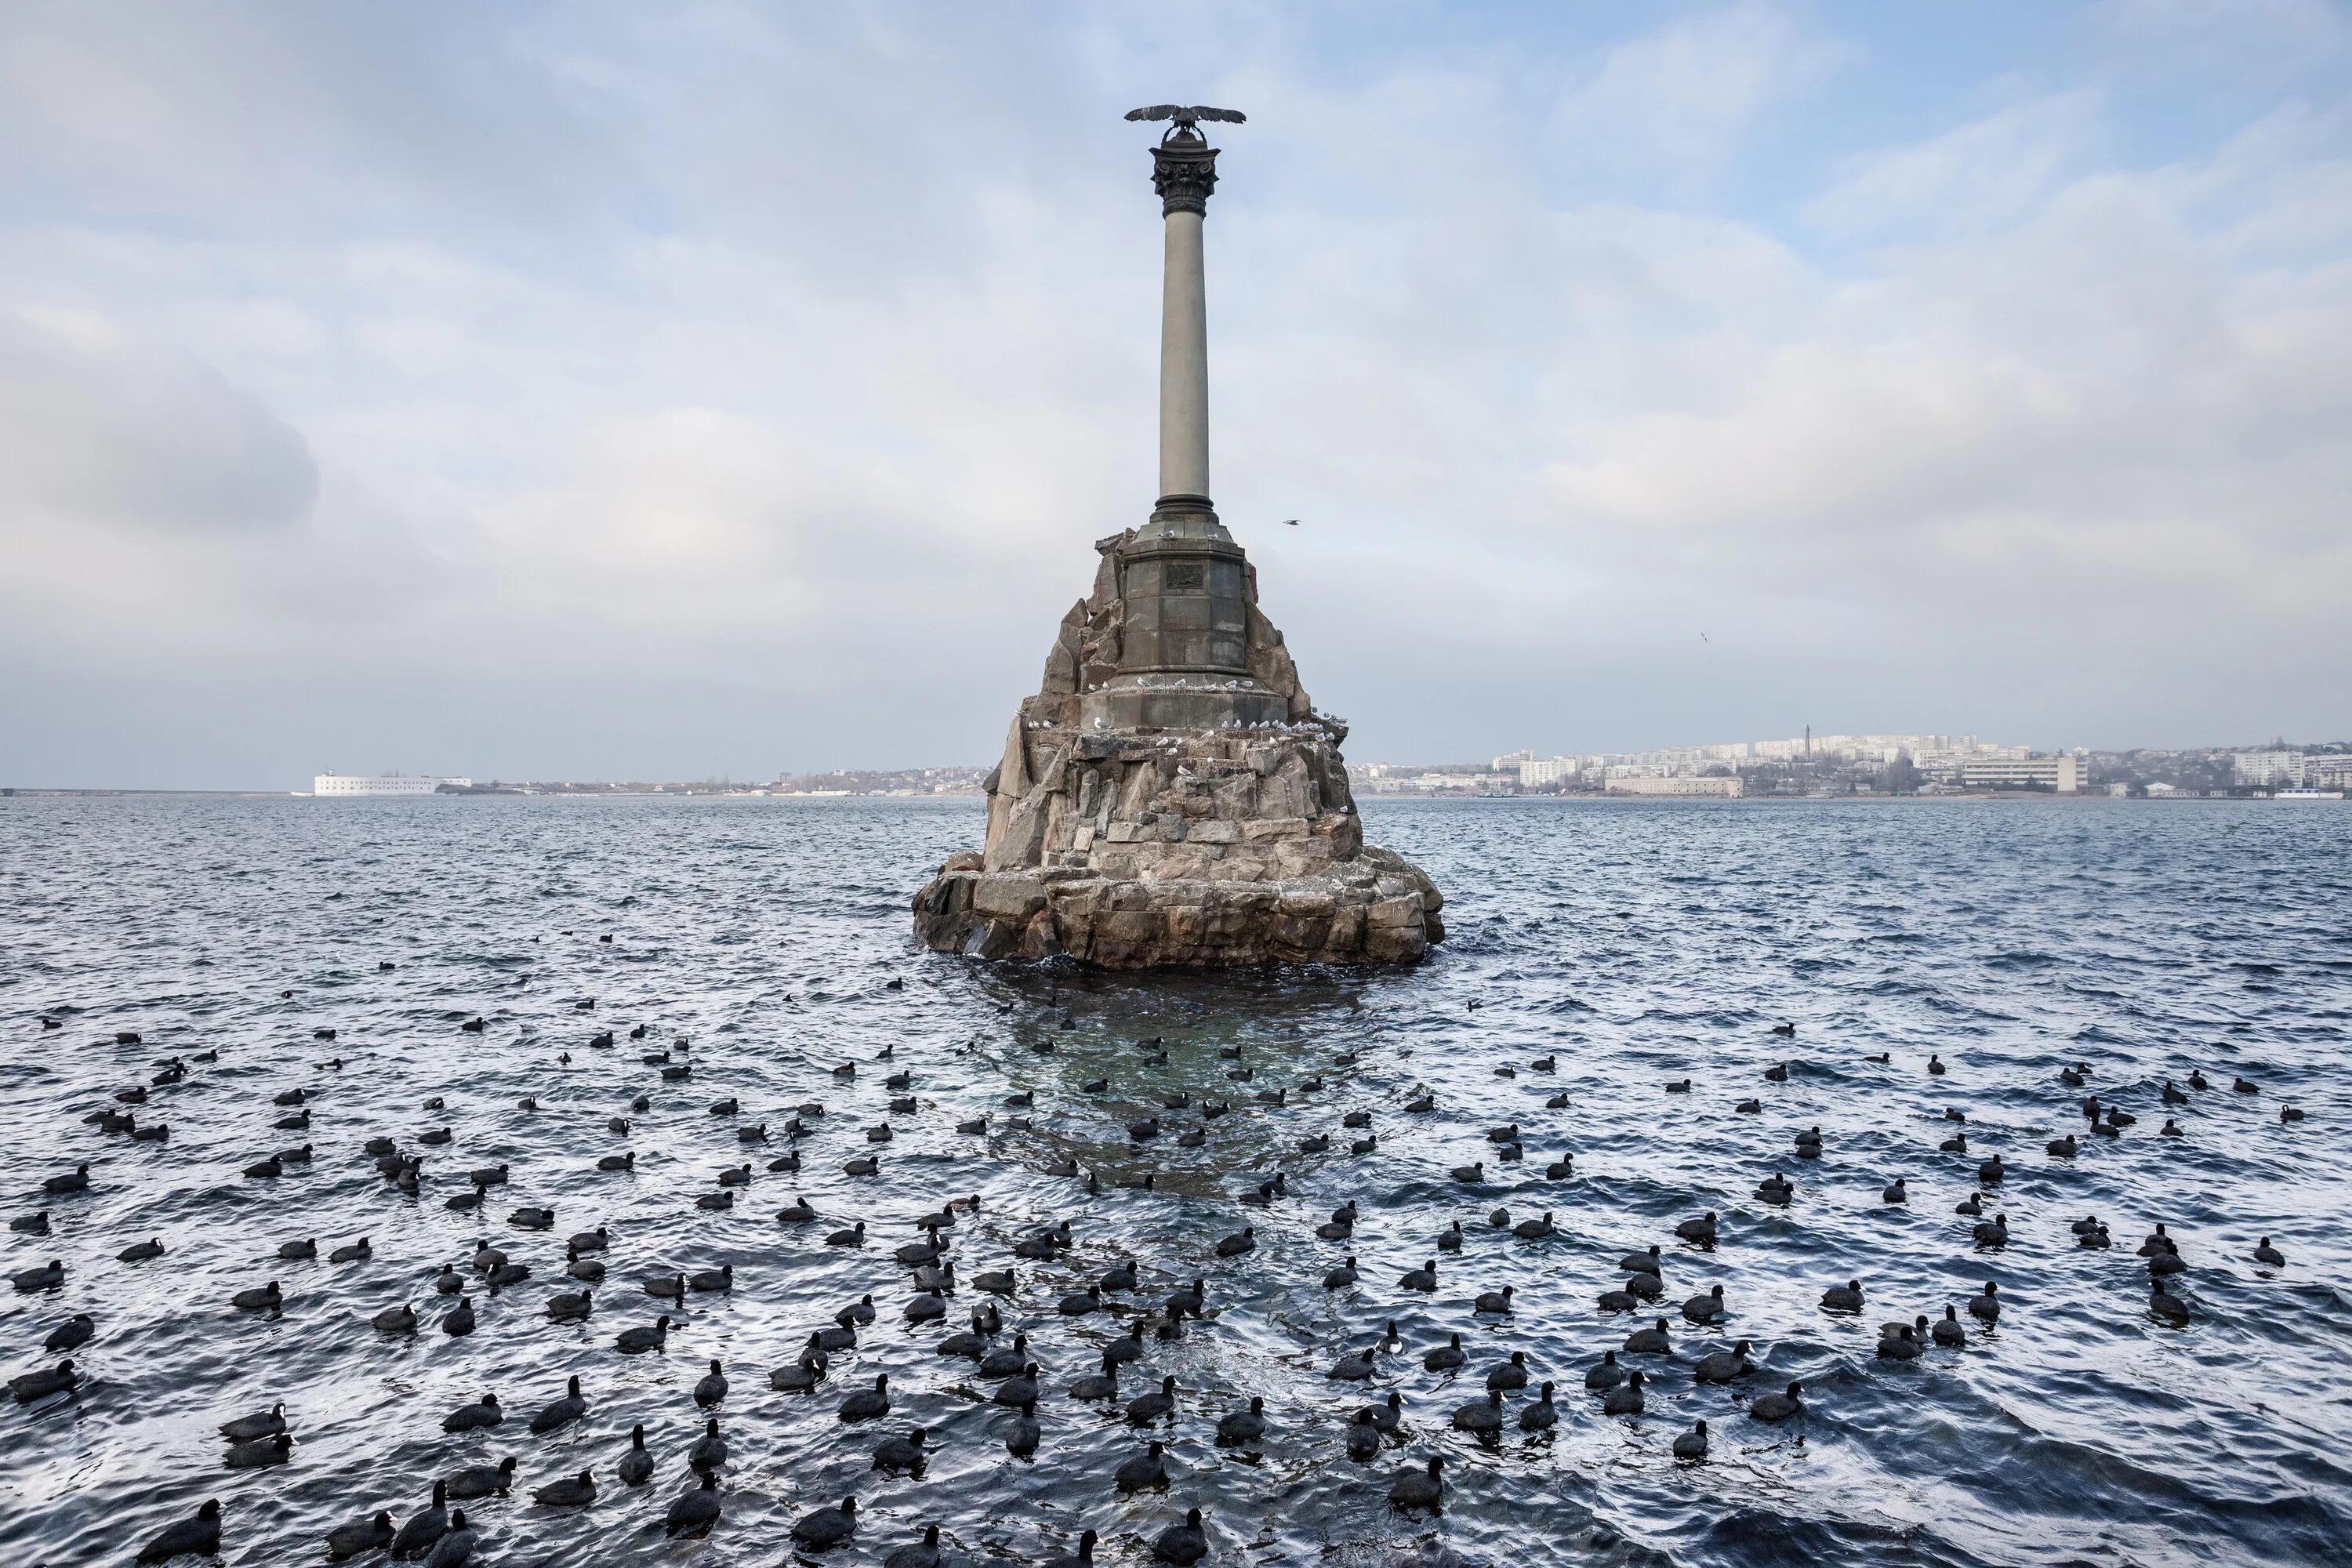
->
[911,531,1445,968]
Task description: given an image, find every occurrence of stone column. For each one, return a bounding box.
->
[1149,131,1221,536]
[1159,206,1210,509]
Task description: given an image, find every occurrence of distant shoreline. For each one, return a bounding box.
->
[3,787,2327,804]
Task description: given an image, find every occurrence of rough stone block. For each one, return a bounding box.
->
[1190,820,1240,844]
[972,873,1050,920]
[1276,887,1337,918]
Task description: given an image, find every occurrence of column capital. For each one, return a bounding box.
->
[1151,131,1219,217]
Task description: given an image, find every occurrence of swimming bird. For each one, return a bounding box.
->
[420,1511,475,1568]
[884,1524,946,1568]
[1484,1352,1529,1392]
[392,1480,450,1557]
[618,1425,654,1485]
[1399,1259,1439,1292]
[615,1315,670,1352]
[220,1403,284,1442]
[686,1416,728,1472]
[1932,1305,1966,1347]
[1389,1457,1443,1512]
[12,1359,77,1402]
[444,1457,514,1499]
[1116,1439,1171,1491]
[546,1287,593,1320]
[1069,1352,1120,1402]
[326,1509,394,1560]
[1153,1507,1209,1563]
[13,1258,64,1291]
[2255,1237,2286,1267]
[1624,1318,1671,1354]
[1673,1419,1709,1459]
[1449,1392,1505,1439]
[842,1372,891,1421]
[136,1499,222,1563]
[442,1393,501,1433]
[1751,1380,1804,1421]
[532,1470,595,1508]
[1694,1340,1755,1382]
[531,1375,586,1432]
[873,1427,928,1473]
[1602,1369,1646,1414]
[1127,1374,1178,1425]
[1004,1393,1040,1456]
[1217,1395,1267,1445]
[693,1359,728,1406]
[665,1472,722,1537]
[1966,1282,2001,1323]
[43,1312,93,1352]
[1677,1212,1719,1243]
[1584,1350,1625,1390]
[1682,1283,1726,1323]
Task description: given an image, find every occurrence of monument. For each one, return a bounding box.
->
[911,106,1446,967]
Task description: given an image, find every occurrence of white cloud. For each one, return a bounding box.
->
[0,310,318,533]
[1545,3,1853,183]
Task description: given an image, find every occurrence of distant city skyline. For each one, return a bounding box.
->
[3,3,2348,789]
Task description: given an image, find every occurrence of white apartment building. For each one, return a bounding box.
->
[2234,751,2305,787]
[1518,757,1583,788]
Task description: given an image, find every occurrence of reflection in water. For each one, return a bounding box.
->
[2,795,2347,1566]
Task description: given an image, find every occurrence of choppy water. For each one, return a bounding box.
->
[4,794,2350,1568]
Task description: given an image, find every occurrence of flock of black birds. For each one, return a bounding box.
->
[9,985,2307,1566]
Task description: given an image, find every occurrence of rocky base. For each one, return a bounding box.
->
[911,726,1443,968]
[914,844,1443,967]
[910,524,1443,970]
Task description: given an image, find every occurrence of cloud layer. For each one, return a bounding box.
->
[2,2,2346,786]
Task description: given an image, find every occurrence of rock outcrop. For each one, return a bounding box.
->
[913,529,1444,967]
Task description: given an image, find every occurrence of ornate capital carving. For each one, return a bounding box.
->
[1151,132,1218,216]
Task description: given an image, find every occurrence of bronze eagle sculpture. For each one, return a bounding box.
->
[1125,104,1247,133]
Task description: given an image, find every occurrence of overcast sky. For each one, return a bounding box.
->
[3,2,2347,788]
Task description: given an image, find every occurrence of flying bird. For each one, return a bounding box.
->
[1282,518,1298,527]
[1125,105,1248,129]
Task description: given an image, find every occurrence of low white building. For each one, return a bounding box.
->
[314,772,472,797]
[1606,775,1742,797]
[1951,756,2078,793]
